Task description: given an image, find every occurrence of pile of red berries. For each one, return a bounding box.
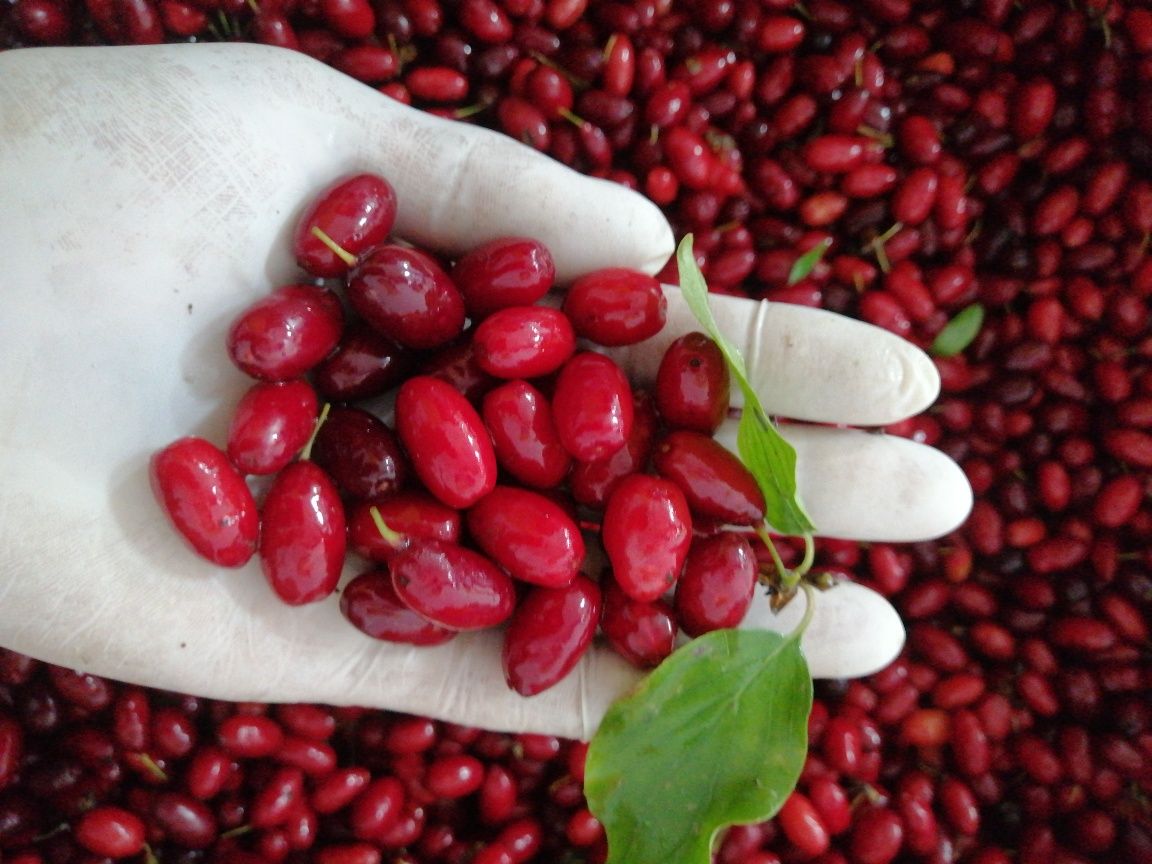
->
[3,0,1152,862]
[152,171,776,698]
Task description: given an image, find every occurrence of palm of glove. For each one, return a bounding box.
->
[0,44,970,739]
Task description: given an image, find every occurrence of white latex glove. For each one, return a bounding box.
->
[0,43,972,740]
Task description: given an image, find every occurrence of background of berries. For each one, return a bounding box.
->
[1,0,1151,861]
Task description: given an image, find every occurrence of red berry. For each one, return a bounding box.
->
[472,306,576,379]
[390,540,516,630]
[569,390,658,507]
[293,173,397,278]
[74,806,146,858]
[341,570,457,645]
[226,379,318,476]
[348,245,466,350]
[675,532,757,636]
[551,352,635,461]
[259,461,346,605]
[481,380,573,489]
[395,376,498,508]
[562,268,667,346]
[450,237,556,318]
[599,579,678,668]
[652,430,767,525]
[227,285,343,381]
[347,492,460,563]
[654,332,731,433]
[309,406,409,500]
[150,437,259,567]
[466,486,585,588]
[602,473,693,602]
[502,576,601,696]
[312,321,413,402]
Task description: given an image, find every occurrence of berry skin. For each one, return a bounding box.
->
[450,237,556,318]
[655,332,731,433]
[502,575,601,696]
[227,285,343,381]
[259,461,346,605]
[652,430,767,525]
[390,539,516,630]
[563,268,667,346]
[340,570,457,646]
[600,579,678,668]
[293,173,397,278]
[226,379,319,476]
[395,376,498,509]
[472,306,576,379]
[551,352,635,461]
[347,245,466,350]
[481,380,572,489]
[466,486,585,588]
[602,473,693,602]
[74,806,146,858]
[675,531,758,636]
[150,437,259,567]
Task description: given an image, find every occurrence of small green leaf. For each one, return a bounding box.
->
[585,628,813,864]
[931,303,985,357]
[676,236,815,536]
[787,238,832,286]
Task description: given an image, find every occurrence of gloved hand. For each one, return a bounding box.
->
[0,43,972,740]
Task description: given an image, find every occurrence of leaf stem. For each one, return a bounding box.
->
[790,582,817,641]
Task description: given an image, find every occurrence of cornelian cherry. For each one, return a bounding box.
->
[390,540,516,630]
[676,532,758,636]
[472,305,576,379]
[653,430,767,525]
[562,267,668,346]
[655,332,731,433]
[150,437,258,567]
[502,576,601,696]
[551,352,634,461]
[293,173,397,278]
[599,579,678,668]
[347,493,460,563]
[481,380,572,489]
[226,379,318,476]
[259,461,346,605]
[450,237,556,318]
[227,285,343,381]
[340,570,457,646]
[602,473,693,602]
[310,406,409,501]
[466,485,585,588]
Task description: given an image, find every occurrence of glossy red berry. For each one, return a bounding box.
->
[653,430,766,525]
[502,575,601,696]
[227,285,343,381]
[150,437,259,567]
[74,806,146,858]
[293,173,397,278]
[562,268,667,346]
[259,461,346,605]
[312,321,413,402]
[347,493,461,563]
[340,570,457,646]
[551,352,635,461]
[481,380,572,489]
[599,579,678,668]
[676,532,758,636]
[655,332,730,433]
[310,406,409,500]
[472,306,576,379]
[466,485,585,588]
[226,379,318,476]
[569,389,658,507]
[602,473,693,601]
[450,237,556,318]
[395,376,498,508]
[390,540,516,630]
[348,245,466,350]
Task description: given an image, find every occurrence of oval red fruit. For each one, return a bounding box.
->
[450,237,556,318]
[600,578,678,668]
[675,532,758,636]
[259,461,346,605]
[150,437,258,567]
[652,430,767,525]
[602,474,692,602]
[481,380,572,489]
[227,285,343,381]
[551,352,634,461]
[654,332,730,433]
[227,379,318,476]
[466,486,585,588]
[293,173,398,278]
[340,570,456,646]
[310,406,409,501]
[502,576,601,696]
[562,268,667,346]
[472,306,576,379]
[390,540,516,630]
[395,376,498,508]
[347,493,461,563]
[348,245,466,350]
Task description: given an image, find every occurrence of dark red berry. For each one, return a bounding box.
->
[481,380,573,489]
[502,576,601,696]
[675,531,757,636]
[390,539,516,630]
[466,486,585,588]
[652,430,767,525]
[599,578,677,668]
[340,570,457,645]
[654,332,731,433]
[310,406,409,500]
[602,473,692,602]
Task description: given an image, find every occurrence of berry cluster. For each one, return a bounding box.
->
[152,171,778,698]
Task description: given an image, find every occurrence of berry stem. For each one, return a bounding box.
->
[368,505,405,547]
[298,402,331,462]
[310,226,358,268]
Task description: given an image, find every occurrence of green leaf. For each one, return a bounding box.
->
[676,236,815,536]
[786,238,832,286]
[930,303,985,357]
[585,628,813,864]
